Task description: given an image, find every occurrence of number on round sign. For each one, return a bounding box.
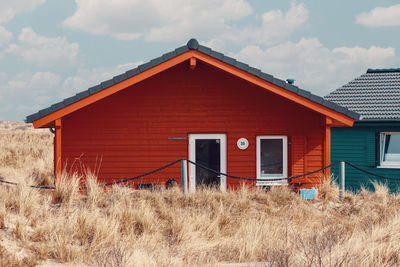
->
[237,138,249,150]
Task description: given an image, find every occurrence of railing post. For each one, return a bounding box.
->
[181,159,188,194]
[339,161,345,201]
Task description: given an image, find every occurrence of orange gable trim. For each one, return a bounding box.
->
[32,52,195,128]
[32,50,354,128]
[192,51,354,127]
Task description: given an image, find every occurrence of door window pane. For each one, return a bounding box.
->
[260,138,283,177]
[195,139,220,187]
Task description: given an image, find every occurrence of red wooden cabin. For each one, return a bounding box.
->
[26,39,358,191]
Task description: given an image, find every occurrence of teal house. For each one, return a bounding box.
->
[325,69,400,192]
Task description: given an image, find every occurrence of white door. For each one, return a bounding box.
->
[188,134,227,192]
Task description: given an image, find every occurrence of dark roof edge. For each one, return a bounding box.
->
[367,68,400,73]
[357,118,400,122]
[26,38,360,124]
[352,120,400,128]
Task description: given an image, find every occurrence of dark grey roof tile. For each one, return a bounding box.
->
[125,68,140,78]
[150,56,164,66]
[198,45,212,55]
[235,61,249,72]
[113,73,127,84]
[273,78,287,89]
[346,110,360,119]
[222,56,236,66]
[286,84,299,94]
[50,102,64,110]
[38,107,53,117]
[259,72,274,83]
[175,45,189,55]
[297,88,311,98]
[88,84,102,95]
[63,96,79,106]
[138,62,153,72]
[162,51,176,61]
[248,67,261,77]
[323,100,337,110]
[209,50,224,60]
[26,113,41,123]
[76,90,90,99]
[335,105,349,114]
[309,94,324,104]
[100,79,114,90]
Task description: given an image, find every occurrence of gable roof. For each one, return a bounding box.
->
[26,39,359,127]
[325,68,400,121]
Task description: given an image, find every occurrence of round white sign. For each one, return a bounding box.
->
[237,138,249,150]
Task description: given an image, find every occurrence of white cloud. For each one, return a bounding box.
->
[144,0,253,42]
[258,2,308,44]
[64,0,308,49]
[204,2,308,49]
[0,26,13,46]
[0,0,46,23]
[0,61,142,120]
[356,4,400,27]
[64,0,252,42]
[7,27,79,67]
[0,71,61,120]
[235,38,397,95]
[61,62,142,97]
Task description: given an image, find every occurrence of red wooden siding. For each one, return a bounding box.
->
[291,136,306,178]
[61,60,325,188]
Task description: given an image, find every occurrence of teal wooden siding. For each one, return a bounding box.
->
[331,123,400,193]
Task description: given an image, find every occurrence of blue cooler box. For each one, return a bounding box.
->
[300,188,317,200]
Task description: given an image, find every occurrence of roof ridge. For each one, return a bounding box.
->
[26,38,359,123]
[367,68,400,73]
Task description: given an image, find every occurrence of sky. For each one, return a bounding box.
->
[0,0,399,121]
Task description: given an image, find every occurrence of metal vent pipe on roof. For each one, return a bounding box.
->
[286,79,295,84]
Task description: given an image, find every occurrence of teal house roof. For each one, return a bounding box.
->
[26,39,359,123]
[325,69,400,121]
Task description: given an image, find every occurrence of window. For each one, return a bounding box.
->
[380,132,400,168]
[256,136,287,185]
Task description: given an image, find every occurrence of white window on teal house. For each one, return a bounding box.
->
[256,136,287,185]
[380,132,400,168]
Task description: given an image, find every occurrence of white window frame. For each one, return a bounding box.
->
[188,134,227,193]
[256,136,288,186]
[378,132,400,169]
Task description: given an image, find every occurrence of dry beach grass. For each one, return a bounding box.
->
[0,121,400,266]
